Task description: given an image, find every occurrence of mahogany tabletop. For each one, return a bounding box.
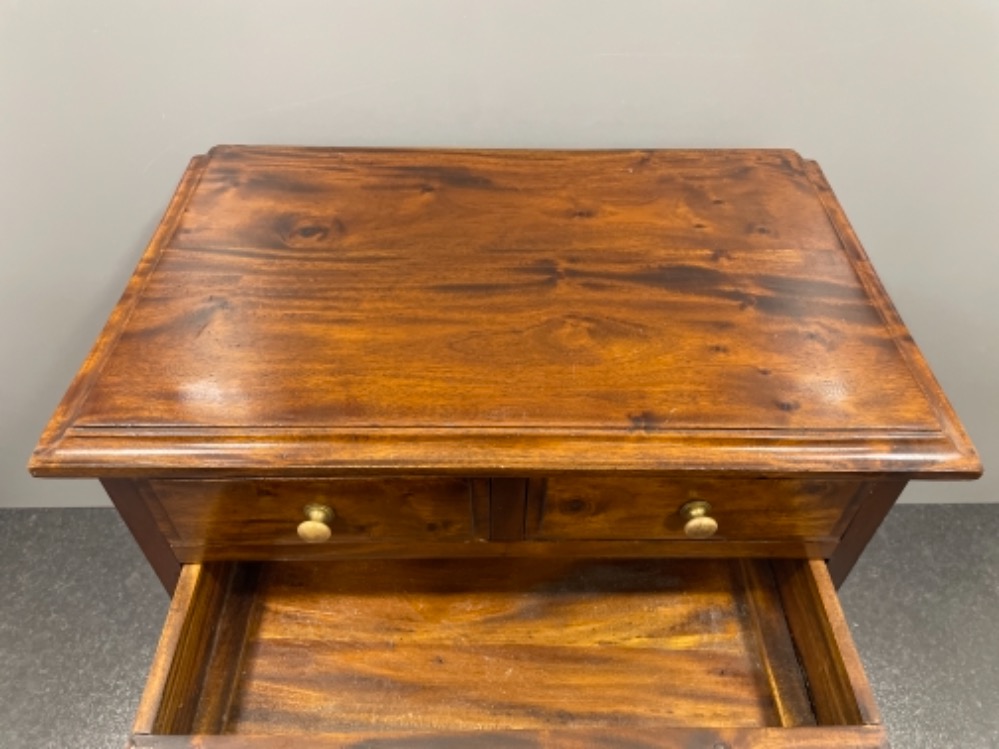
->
[30,147,980,478]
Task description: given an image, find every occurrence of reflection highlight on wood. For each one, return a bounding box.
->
[139,559,821,736]
[135,557,886,745]
[30,148,980,478]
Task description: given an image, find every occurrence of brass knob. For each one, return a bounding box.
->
[680,500,718,539]
[297,504,334,543]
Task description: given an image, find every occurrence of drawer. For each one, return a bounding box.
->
[131,557,885,747]
[143,478,482,560]
[530,477,863,545]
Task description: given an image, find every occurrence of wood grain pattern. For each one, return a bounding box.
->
[738,561,815,728]
[803,160,980,478]
[145,477,475,548]
[138,563,224,733]
[31,154,210,478]
[133,564,203,736]
[165,537,839,564]
[102,478,181,592]
[131,725,888,749]
[134,558,888,746]
[189,559,787,734]
[774,560,880,727]
[530,477,862,541]
[138,475,861,560]
[30,147,963,748]
[232,559,781,733]
[826,479,907,587]
[190,565,262,734]
[489,477,528,541]
[152,563,251,734]
[29,147,980,478]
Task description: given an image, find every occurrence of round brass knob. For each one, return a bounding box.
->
[297,504,334,543]
[680,500,718,539]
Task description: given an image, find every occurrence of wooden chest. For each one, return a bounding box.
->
[30,147,980,748]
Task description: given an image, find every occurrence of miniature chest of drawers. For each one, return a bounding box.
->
[31,147,980,748]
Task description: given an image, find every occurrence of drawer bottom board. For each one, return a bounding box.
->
[133,558,885,748]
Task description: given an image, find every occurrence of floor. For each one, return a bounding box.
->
[0,506,997,748]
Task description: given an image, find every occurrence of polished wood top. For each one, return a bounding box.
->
[30,147,980,477]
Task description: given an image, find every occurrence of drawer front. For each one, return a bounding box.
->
[146,478,479,554]
[132,557,884,746]
[530,477,862,542]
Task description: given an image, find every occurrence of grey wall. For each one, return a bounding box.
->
[2,1,996,507]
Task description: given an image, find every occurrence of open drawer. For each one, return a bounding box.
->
[131,557,886,748]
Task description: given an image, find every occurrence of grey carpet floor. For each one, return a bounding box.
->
[1,505,997,748]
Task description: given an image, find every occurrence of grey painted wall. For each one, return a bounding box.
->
[2,1,995,507]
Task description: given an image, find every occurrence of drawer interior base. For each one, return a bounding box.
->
[135,558,883,746]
